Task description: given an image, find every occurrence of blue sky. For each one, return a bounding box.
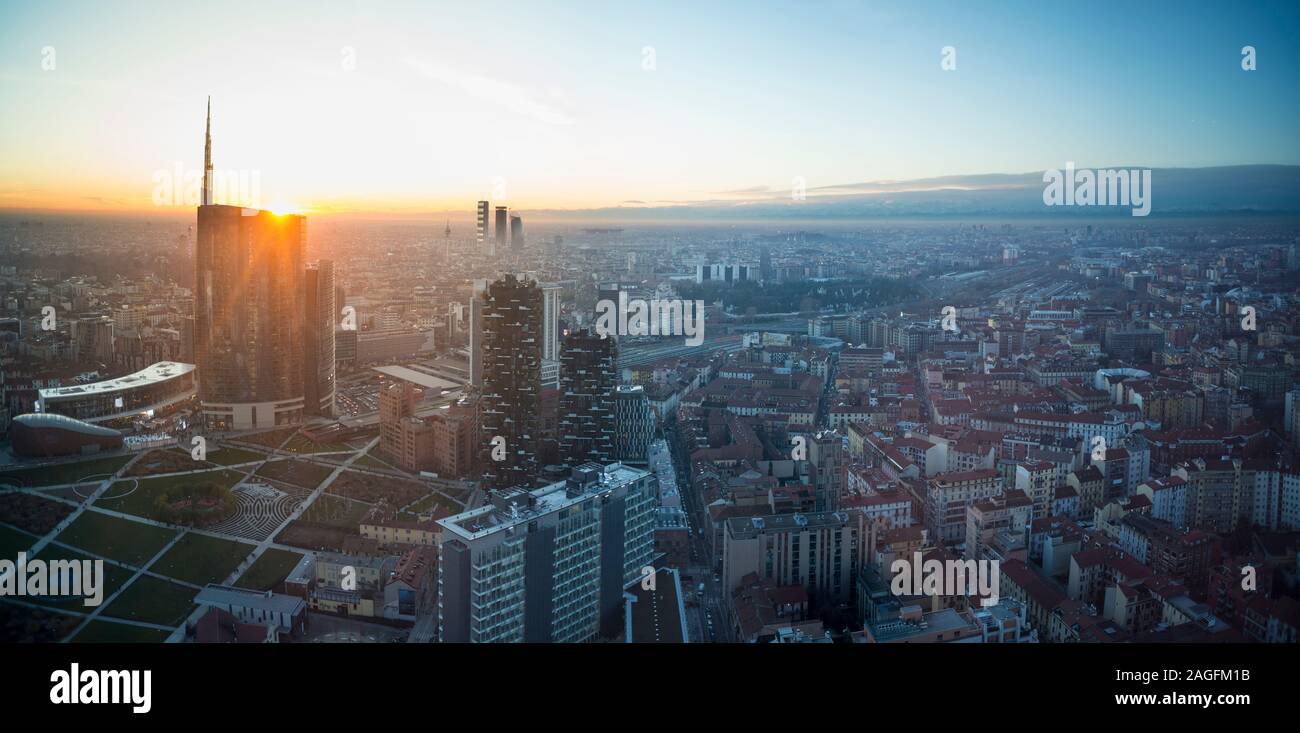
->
[1,0,1296,212]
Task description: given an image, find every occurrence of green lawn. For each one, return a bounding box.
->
[355,453,396,471]
[151,533,253,586]
[0,523,38,558]
[69,619,173,643]
[405,492,458,515]
[101,575,196,627]
[0,454,134,487]
[23,545,136,611]
[283,434,352,454]
[302,494,371,528]
[202,446,270,466]
[93,468,245,521]
[255,459,333,490]
[234,548,305,591]
[56,511,176,566]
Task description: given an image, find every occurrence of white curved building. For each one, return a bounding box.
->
[38,361,196,424]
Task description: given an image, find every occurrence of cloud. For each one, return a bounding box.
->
[404,56,575,126]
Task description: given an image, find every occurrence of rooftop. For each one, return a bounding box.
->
[39,361,194,400]
[438,462,650,542]
[195,584,307,618]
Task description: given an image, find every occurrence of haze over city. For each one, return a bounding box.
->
[2,0,1299,215]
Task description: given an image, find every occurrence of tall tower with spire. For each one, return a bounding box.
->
[194,97,307,431]
[202,96,214,206]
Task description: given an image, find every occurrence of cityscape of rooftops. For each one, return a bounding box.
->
[0,0,1297,715]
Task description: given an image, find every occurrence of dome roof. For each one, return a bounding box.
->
[13,413,123,438]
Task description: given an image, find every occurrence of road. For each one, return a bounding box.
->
[665,418,733,643]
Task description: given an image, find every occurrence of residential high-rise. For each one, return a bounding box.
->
[194,101,306,430]
[722,510,865,606]
[614,384,655,465]
[479,274,542,490]
[494,206,508,249]
[808,430,844,512]
[303,260,337,417]
[436,463,658,642]
[378,381,418,466]
[559,326,616,467]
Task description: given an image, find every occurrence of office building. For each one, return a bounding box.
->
[495,206,508,249]
[37,361,196,424]
[468,279,487,388]
[194,102,306,430]
[510,214,524,250]
[614,384,655,465]
[476,200,490,253]
[436,462,658,642]
[541,284,561,362]
[303,260,336,417]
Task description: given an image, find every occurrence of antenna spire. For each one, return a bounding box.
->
[202,96,213,206]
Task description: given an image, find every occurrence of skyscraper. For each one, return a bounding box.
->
[541,284,561,362]
[559,326,617,466]
[202,96,214,207]
[467,279,487,389]
[479,274,542,490]
[614,384,655,465]
[494,206,508,249]
[510,214,524,250]
[194,101,306,430]
[303,260,337,417]
[476,201,492,257]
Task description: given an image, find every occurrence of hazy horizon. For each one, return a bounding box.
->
[3,0,1298,215]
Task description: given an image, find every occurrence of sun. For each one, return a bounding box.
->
[267,201,305,216]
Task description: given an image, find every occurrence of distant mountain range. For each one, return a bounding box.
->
[533,165,1300,221]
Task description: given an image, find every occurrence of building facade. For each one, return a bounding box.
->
[436,463,657,642]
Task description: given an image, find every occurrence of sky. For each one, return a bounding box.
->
[0,0,1297,215]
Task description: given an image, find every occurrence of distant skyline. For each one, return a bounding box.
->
[1,0,1298,214]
